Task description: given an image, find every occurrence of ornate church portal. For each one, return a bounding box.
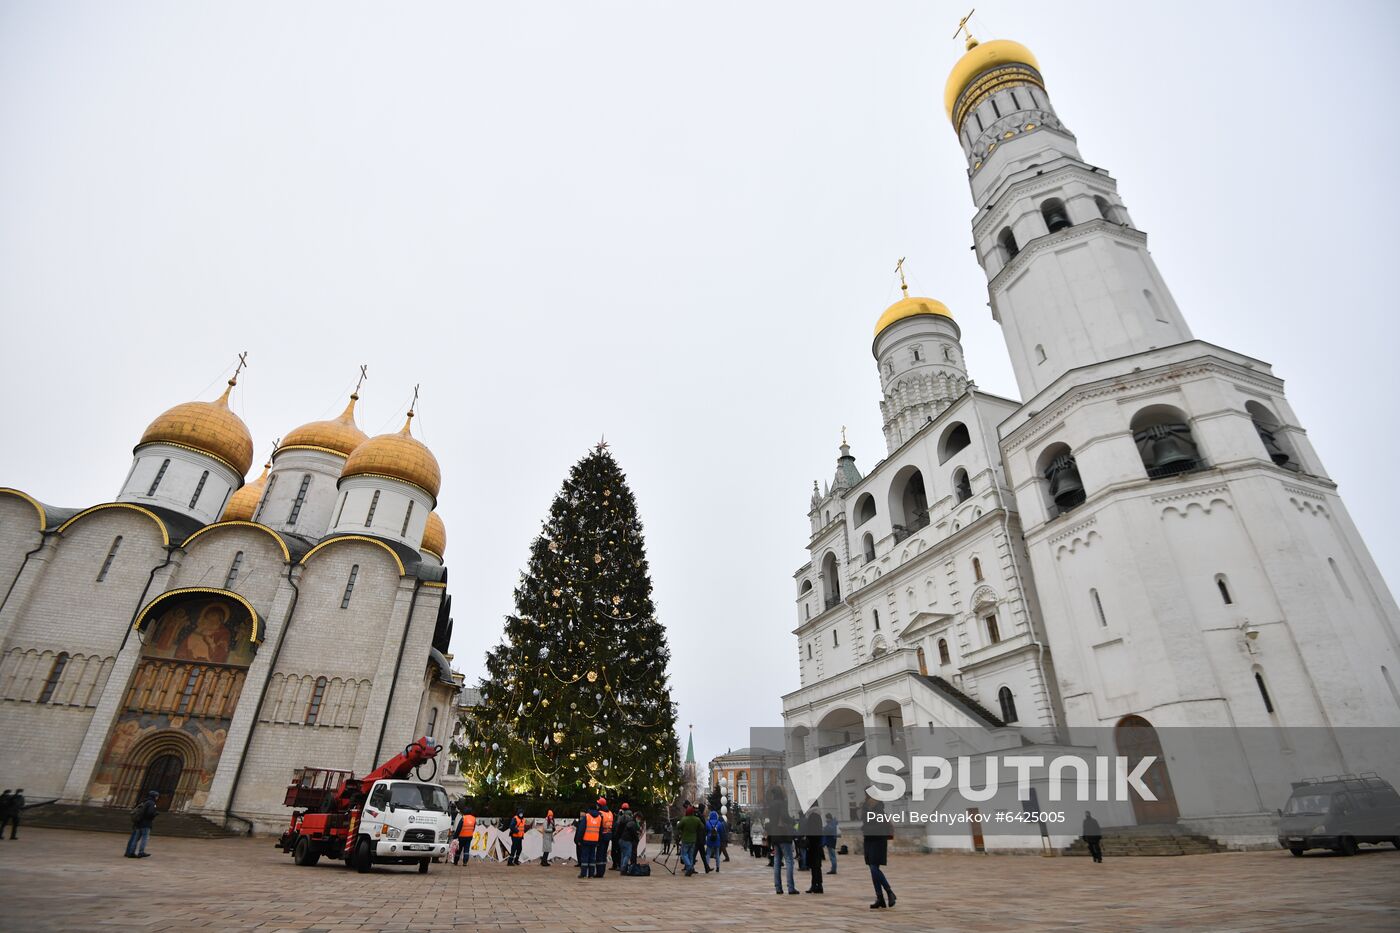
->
[90,591,258,811]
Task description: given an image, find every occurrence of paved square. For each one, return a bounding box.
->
[1,827,1397,931]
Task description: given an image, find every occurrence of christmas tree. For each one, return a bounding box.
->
[456,443,681,814]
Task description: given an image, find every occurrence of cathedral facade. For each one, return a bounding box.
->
[0,373,461,832]
[783,34,1400,846]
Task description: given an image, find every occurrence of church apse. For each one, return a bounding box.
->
[89,590,259,811]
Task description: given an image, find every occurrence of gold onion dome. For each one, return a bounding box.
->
[137,379,254,476]
[279,393,369,458]
[222,461,269,522]
[421,511,447,559]
[342,412,442,500]
[875,295,954,338]
[944,37,1041,121]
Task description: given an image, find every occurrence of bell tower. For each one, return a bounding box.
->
[940,26,1400,840]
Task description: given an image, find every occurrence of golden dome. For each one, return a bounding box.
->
[138,380,255,475]
[944,37,1041,121]
[279,393,369,458]
[342,412,441,500]
[222,461,269,522]
[874,294,954,338]
[421,511,447,559]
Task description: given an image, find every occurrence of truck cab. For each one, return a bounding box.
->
[357,779,453,869]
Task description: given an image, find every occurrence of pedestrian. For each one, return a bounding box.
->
[862,792,896,909]
[577,802,602,878]
[616,803,640,873]
[823,812,839,874]
[766,786,798,895]
[540,809,556,866]
[695,806,711,872]
[452,806,477,866]
[595,797,613,877]
[676,805,702,876]
[3,789,23,840]
[1082,811,1104,863]
[705,807,723,873]
[507,808,526,865]
[742,817,752,856]
[125,790,158,858]
[0,791,11,841]
[719,815,730,862]
[802,808,825,894]
[660,819,673,856]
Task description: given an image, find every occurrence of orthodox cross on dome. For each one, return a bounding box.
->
[894,256,909,297]
[229,351,249,387]
[353,364,368,397]
[841,425,848,446]
[953,8,978,46]
[407,383,420,418]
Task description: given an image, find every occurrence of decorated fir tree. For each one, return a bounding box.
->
[456,443,681,813]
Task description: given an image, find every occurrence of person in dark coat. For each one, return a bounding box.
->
[660,819,673,856]
[1082,811,1104,863]
[0,791,12,840]
[125,791,158,858]
[822,812,839,874]
[766,786,797,895]
[862,793,895,909]
[3,789,23,840]
[801,808,825,894]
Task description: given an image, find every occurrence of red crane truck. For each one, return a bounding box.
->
[276,736,453,873]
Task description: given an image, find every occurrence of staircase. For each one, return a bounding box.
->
[24,803,243,838]
[1063,823,1227,857]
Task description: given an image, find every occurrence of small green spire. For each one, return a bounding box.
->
[685,727,695,763]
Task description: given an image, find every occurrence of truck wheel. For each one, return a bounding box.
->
[353,838,374,874]
[1338,837,1359,856]
[418,859,430,874]
[293,836,321,867]
[1288,847,1304,857]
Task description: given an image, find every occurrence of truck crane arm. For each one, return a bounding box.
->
[332,736,441,810]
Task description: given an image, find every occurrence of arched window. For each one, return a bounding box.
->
[1038,443,1085,516]
[96,536,123,582]
[872,609,881,631]
[224,551,244,589]
[998,686,1018,723]
[1254,672,1275,714]
[953,468,972,503]
[38,653,69,704]
[1040,197,1071,233]
[939,422,971,464]
[287,474,312,524]
[984,612,1000,644]
[938,638,951,665]
[807,643,813,660]
[189,470,210,509]
[427,706,438,737]
[889,467,929,537]
[305,676,328,725]
[340,565,360,609]
[1215,574,1233,605]
[863,533,876,563]
[1131,405,1202,479]
[1090,588,1108,627]
[821,552,841,607]
[855,494,876,526]
[972,557,984,581]
[997,227,1019,261]
[176,667,201,714]
[146,459,171,496]
[1034,344,1047,364]
[1245,401,1296,469]
[832,629,839,648]
[364,490,381,526]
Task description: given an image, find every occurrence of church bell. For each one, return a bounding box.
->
[1043,202,1072,233]
[1045,453,1086,509]
[1253,422,1292,466]
[1134,423,1199,474]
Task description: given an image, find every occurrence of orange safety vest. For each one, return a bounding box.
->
[581,812,602,843]
[600,809,614,833]
[458,814,476,839]
[511,815,526,838]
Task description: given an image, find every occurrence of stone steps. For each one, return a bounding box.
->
[24,804,241,839]
[1063,830,1227,857]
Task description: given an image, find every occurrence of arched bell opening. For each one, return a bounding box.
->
[1130,405,1204,480]
[1245,401,1299,471]
[1036,442,1085,517]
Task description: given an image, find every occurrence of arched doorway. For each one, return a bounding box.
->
[1115,715,1178,824]
[142,753,184,811]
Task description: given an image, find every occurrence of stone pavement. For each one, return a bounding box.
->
[0,827,1397,931]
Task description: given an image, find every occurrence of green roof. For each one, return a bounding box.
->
[685,730,695,763]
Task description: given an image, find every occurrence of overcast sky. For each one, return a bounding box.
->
[2,1,1397,776]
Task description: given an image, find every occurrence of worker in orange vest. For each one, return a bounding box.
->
[596,797,614,877]
[452,806,477,867]
[507,808,527,865]
[577,802,603,878]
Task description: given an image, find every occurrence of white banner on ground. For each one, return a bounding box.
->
[460,819,648,863]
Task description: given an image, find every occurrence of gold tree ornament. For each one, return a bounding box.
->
[587,671,598,683]
[612,595,621,605]
[593,553,603,564]
[553,731,565,744]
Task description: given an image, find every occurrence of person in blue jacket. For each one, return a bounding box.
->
[822,812,839,874]
[705,808,724,873]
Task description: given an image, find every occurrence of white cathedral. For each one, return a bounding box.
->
[0,372,462,832]
[781,33,1400,848]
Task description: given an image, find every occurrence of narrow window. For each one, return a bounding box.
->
[176,667,201,714]
[189,471,209,509]
[254,475,276,522]
[832,629,839,648]
[286,474,312,524]
[38,653,69,704]
[96,536,123,582]
[972,557,983,581]
[364,490,381,526]
[1009,89,1020,109]
[1216,575,1233,605]
[340,565,359,609]
[426,706,438,737]
[1035,344,1047,364]
[938,638,951,665]
[974,112,984,133]
[997,227,1019,260]
[805,604,811,620]
[807,643,813,660]
[998,686,1018,723]
[1329,558,1353,600]
[943,345,953,362]
[1254,672,1274,714]
[305,676,328,725]
[400,500,415,537]
[147,459,171,496]
[333,493,347,527]
[990,98,1001,118]
[872,609,881,631]
[863,533,875,562]
[912,347,922,363]
[1090,588,1108,627]
[224,551,244,589]
[985,614,1001,644]
[1144,289,1168,323]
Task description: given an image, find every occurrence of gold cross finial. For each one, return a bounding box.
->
[353,364,368,397]
[229,351,249,387]
[954,8,978,47]
[408,383,420,417]
[895,257,909,296]
[841,425,848,447]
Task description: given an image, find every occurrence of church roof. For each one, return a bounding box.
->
[832,443,862,492]
[685,731,695,763]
